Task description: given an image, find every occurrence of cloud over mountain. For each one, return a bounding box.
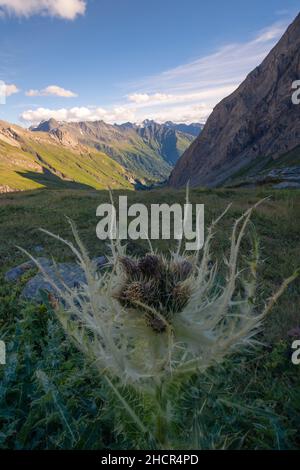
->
[20,106,136,125]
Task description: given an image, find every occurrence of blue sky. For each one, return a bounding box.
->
[0,0,299,126]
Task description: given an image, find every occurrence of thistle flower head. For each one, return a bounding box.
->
[115,253,193,332]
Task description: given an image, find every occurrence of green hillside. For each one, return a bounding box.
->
[93,137,173,182]
[0,135,133,192]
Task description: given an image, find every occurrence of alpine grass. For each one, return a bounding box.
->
[19,198,298,449]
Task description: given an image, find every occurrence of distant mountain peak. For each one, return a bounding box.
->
[31,118,60,132]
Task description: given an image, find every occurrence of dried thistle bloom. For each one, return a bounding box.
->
[138,254,163,278]
[118,256,140,279]
[114,253,193,333]
[171,259,193,281]
[119,281,146,306]
[172,283,191,312]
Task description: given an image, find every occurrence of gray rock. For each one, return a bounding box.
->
[5,257,52,282]
[33,245,44,253]
[21,256,107,301]
[21,262,86,301]
[272,181,300,189]
[5,254,107,301]
[267,166,300,181]
[92,256,107,269]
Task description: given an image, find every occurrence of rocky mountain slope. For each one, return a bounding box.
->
[169,13,300,188]
[164,121,203,137]
[31,119,197,183]
[0,120,133,192]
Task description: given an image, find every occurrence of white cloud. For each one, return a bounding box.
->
[4,83,19,96]
[26,85,78,98]
[0,0,86,20]
[20,105,136,126]
[0,82,20,104]
[128,93,174,104]
[0,81,20,98]
[253,24,287,43]
[127,86,237,108]
[142,104,213,124]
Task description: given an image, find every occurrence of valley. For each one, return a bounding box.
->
[0,119,201,193]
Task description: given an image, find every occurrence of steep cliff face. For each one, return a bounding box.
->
[135,120,195,165]
[169,13,300,188]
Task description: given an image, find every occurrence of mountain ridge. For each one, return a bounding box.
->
[169,13,300,188]
[31,119,200,182]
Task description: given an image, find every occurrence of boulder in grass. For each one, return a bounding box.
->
[21,262,86,301]
[272,182,300,190]
[5,258,52,282]
[21,256,107,301]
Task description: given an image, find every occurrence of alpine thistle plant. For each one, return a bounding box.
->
[20,198,298,449]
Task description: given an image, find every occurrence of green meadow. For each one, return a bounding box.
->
[0,187,299,449]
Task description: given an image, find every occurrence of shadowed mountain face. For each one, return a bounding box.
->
[169,13,300,188]
[31,119,198,182]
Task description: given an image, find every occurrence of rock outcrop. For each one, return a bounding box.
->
[5,256,106,301]
[169,13,300,188]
